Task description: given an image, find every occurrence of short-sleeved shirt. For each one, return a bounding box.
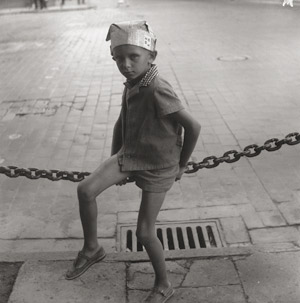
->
[117,65,184,171]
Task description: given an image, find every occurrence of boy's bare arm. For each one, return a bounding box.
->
[170,109,201,168]
[111,116,123,156]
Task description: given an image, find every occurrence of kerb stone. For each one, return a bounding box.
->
[8,260,126,303]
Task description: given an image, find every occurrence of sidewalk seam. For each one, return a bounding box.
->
[232,257,250,303]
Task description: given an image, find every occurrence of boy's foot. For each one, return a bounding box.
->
[143,283,174,303]
[65,246,106,280]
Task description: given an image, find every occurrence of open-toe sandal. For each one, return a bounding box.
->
[65,247,106,280]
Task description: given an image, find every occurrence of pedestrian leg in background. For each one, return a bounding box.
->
[61,0,65,6]
[32,0,38,9]
[283,0,293,7]
[39,0,46,9]
[117,0,130,7]
[77,0,85,4]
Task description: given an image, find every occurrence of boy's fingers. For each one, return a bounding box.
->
[116,179,127,186]
[175,174,183,181]
[116,176,135,186]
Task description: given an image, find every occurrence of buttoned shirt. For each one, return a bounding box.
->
[115,65,184,171]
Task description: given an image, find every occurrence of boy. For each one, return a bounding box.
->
[66,20,201,303]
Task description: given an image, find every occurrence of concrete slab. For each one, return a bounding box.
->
[235,251,300,303]
[169,285,247,303]
[129,285,247,303]
[8,260,126,303]
[250,226,300,244]
[278,200,300,225]
[182,258,239,287]
[220,217,251,245]
[0,238,117,256]
[127,261,188,289]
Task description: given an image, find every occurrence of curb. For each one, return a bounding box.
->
[1,243,299,262]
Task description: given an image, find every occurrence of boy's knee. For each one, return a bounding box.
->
[77,181,94,202]
[136,227,154,245]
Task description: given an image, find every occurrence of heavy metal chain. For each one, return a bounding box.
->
[185,132,300,173]
[0,132,299,182]
[0,167,90,182]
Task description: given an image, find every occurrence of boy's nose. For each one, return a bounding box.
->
[123,58,131,68]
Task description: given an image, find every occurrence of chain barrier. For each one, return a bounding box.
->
[185,132,300,173]
[0,132,299,182]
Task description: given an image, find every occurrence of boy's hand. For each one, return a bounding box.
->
[175,166,186,181]
[116,178,128,186]
[116,176,135,186]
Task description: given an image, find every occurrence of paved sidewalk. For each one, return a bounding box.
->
[0,0,300,302]
[4,244,300,303]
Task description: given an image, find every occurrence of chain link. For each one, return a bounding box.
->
[186,132,300,174]
[0,132,299,182]
[0,166,90,182]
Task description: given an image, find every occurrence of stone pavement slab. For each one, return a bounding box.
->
[8,260,127,303]
[7,248,300,303]
[170,285,247,303]
[249,226,300,245]
[129,285,247,303]
[182,258,239,287]
[7,258,246,303]
[235,251,300,303]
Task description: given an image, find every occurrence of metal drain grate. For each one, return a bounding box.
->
[117,220,224,252]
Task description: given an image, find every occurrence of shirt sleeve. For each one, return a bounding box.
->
[153,80,184,117]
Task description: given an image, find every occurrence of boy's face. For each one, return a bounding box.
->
[112,45,157,81]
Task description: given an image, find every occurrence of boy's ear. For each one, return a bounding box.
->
[150,50,158,62]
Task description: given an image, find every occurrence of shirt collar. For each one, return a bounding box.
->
[124,64,158,89]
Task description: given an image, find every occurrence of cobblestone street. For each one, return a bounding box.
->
[0,0,300,302]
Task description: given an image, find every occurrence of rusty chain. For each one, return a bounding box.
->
[0,132,299,182]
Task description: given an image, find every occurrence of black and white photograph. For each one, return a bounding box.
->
[0,0,299,302]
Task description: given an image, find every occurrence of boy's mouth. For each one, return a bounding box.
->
[123,70,133,75]
[123,71,135,78]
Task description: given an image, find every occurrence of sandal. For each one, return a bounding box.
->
[143,283,175,303]
[65,246,106,280]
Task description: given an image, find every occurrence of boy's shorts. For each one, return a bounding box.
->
[131,165,179,193]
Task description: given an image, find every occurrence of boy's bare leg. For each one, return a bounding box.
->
[75,154,131,267]
[136,191,170,290]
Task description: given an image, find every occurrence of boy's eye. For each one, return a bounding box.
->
[112,54,140,63]
[113,56,122,62]
[130,54,139,60]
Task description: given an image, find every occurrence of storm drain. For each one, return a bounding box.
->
[118,220,224,252]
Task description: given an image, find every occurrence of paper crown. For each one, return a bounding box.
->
[106,20,156,52]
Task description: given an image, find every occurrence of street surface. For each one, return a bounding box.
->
[0,0,300,302]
